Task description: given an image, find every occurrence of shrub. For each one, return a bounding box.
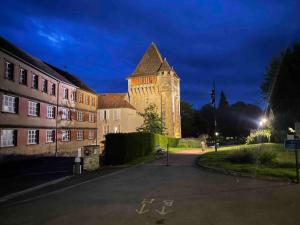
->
[270,130,286,143]
[227,149,256,164]
[258,149,278,165]
[246,129,271,144]
[177,138,202,148]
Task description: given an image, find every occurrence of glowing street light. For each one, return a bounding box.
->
[215,132,219,136]
[259,117,267,127]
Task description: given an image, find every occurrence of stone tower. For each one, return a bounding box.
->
[127,43,181,138]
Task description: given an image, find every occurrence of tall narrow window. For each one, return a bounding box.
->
[71,91,77,101]
[77,130,84,140]
[89,113,95,123]
[19,68,27,85]
[61,108,70,120]
[88,130,94,140]
[91,97,95,106]
[63,88,69,99]
[51,83,56,96]
[77,111,83,121]
[46,130,55,143]
[0,129,17,147]
[28,101,39,116]
[79,93,83,103]
[42,79,48,93]
[85,95,89,105]
[4,61,14,80]
[32,74,39,89]
[61,130,70,141]
[47,105,56,119]
[28,130,39,144]
[2,95,18,113]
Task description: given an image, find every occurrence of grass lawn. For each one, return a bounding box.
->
[198,143,297,181]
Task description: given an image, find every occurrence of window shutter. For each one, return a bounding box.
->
[37,103,40,116]
[13,130,18,146]
[53,107,56,119]
[14,97,19,113]
[36,130,39,144]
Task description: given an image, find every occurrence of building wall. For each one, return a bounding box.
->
[97,108,143,144]
[0,50,97,157]
[128,71,181,138]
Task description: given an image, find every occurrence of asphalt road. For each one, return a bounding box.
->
[0,149,300,225]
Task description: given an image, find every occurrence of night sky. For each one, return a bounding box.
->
[1,0,300,108]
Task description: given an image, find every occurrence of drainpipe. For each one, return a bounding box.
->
[55,81,60,156]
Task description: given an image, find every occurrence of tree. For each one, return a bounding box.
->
[261,56,282,99]
[218,91,229,110]
[180,101,197,137]
[136,104,166,134]
[217,91,230,137]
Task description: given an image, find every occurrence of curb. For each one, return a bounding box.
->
[0,175,72,204]
[196,156,292,183]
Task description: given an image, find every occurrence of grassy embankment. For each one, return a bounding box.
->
[198,143,297,181]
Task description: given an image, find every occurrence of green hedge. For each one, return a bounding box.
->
[177,138,202,148]
[104,132,179,165]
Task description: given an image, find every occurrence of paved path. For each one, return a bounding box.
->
[1,149,300,225]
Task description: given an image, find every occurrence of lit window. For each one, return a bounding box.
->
[88,130,94,140]
[47,105,56,119]
[0,129,17,147]
[32,74,39,89]
[4,61,14,80]
[2,95,17,113]
[51,83,56,96]
[77,130,83,140]
[71,91,77,101]
[61,108,70,120]
[19,68,27,85]
[78,93,83,103]
[42,79,48,93]
[28,130,39,144]
[63,88,69,99]
[46,130,55,143]
[28,101,39,116]
[77,111,84,121]
[85,95,89,105]
[91,97,95,106]
[89,113,95,123]
[61,130,70,141]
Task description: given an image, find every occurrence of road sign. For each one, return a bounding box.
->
[284,139,300,150]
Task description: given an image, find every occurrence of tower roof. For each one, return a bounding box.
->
[158,58,173,72]
[130,42,164,76]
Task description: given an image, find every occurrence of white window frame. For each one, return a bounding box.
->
[89,113,95,123]
[42,79,48,93]
[63,88,69,99]
[61,108,70,120]
[47,105,55,119]
[61,130,70,142]
[5,61,14,80]
[71,91,76,101]
[88,130,94,140]
[19,68,27,85]
[28,130,38,144]
[32,74,39,89]
[79,93,83,103]
[46,130,55,143]
[85,95,89,105]
[0,129,16,147]
[2,95,16,113]
[77,130,83,141]
[77,111,84,121]
[113,109,121,121]
[28,101,39,116]
[51,83,56,96]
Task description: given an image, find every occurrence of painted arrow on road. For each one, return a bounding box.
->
[155,206,172,215]
[136,204,149,215]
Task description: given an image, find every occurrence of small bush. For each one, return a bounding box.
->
[246,129,271,144]
[227,149,256,164]
[258,149,278,165]
[177,138,202,148]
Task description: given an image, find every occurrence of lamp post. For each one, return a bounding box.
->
[211,81,217,152]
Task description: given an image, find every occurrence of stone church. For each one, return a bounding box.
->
[127,43,181,138]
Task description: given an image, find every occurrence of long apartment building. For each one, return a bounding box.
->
[0,36,97,157]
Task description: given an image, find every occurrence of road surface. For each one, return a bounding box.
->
[0,149,299,225]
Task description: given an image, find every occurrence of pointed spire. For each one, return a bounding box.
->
[131,42,164,76]
[158,57,172,71]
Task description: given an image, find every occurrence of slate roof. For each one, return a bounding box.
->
[0,36,73,85]
[129,42,178,78]
[47,63,96,94]
[98,93,135,110]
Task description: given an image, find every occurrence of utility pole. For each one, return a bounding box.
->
[211,81,217,152]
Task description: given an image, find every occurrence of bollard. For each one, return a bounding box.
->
[74,157,82,175]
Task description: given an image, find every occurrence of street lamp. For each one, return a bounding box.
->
[259,117,267,128]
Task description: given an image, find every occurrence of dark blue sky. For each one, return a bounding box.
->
[1,0,300,108]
